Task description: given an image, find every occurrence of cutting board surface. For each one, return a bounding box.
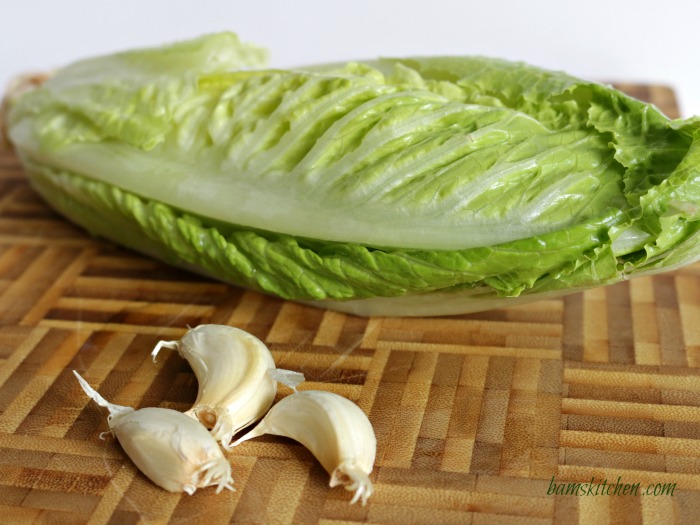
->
[1,84,700,525]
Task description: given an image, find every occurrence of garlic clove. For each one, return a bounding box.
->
[232,390,376,505]
[73,371,234,494]
[113,407,234,494]
[151,324,304,449]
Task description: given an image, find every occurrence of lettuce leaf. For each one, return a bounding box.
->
[7,33,700,316]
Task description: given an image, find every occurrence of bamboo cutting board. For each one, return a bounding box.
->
[1,84,700,525]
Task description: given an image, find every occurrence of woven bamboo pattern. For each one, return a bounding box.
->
[1,84,699,524]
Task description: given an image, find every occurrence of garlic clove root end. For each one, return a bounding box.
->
[330,462,374,506]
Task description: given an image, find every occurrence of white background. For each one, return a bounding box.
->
[2,0,699,117]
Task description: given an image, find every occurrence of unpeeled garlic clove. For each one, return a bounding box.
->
[232,390,376,505]
[151,324,304,449]
[73,370,234,495]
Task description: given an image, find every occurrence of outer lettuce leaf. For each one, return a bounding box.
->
[8,33,637,251]
[7,33,700,316]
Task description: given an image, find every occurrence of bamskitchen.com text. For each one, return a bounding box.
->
[547,476,676,497]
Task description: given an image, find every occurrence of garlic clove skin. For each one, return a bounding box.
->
[73,371,234,495]
[152,324,304,449]
[232,390,376,505]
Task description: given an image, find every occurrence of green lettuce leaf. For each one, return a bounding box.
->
[7,32,700,316]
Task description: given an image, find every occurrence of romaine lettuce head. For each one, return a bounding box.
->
[6,32,700,316]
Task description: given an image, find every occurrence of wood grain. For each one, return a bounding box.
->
[1,84,699,524]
